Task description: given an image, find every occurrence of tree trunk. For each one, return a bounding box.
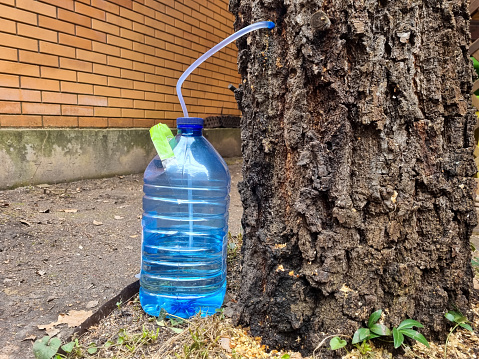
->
[229,0,477,355]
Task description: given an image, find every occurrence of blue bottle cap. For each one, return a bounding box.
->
[176,117,204,127]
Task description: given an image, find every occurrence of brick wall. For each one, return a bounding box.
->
[0,0,241,128]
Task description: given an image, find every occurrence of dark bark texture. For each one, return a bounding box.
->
[229,0,477,355]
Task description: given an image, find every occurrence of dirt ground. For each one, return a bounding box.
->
[0,160,243,359]
[1,160,479,359]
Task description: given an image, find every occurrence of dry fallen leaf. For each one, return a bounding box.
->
[219,337,231,352]
[64,209,78,213]
[114,216,124,220]
[38,310,93,334]
[92,220,103,226]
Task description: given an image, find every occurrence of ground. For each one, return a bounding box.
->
[0,160,478,359]
[0,160,242,359]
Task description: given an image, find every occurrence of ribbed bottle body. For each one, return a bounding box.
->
[139,132,230,318]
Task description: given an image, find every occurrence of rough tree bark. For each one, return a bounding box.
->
[229,0,477,355]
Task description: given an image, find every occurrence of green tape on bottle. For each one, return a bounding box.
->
[150,123,175,160]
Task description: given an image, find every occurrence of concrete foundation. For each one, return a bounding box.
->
[0,128,241,189]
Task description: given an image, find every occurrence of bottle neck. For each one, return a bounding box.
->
[177,125,203,136]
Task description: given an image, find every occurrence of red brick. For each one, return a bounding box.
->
[60,57,93,72]
[0,4,37,24]
[93,63,120,77]
[120,69,144,81]
[133,118,155,127]
[133,81,155,91]
[132,42,155,56]
[76,26,107,43]
[75,2,106,20]
[41,67,77,82]
[77,72,107,86]
[38,0,74,10]
[0,74,19,87]
[0,46,17,61]
[0,115,42,127]
[40,41,76,58]
[21,77,59,91]
[91,0,119,14]
[107,0,132,9]
[92,41,121,56]
[146,109,165,118]
[107,34,133,50]
[23,103,61,115]
[0,32,38,51]
[39,16,75,35]
[58,9,91,27]
[122,108,144,117]
[120,48,144,62]
[120,28,144,43]
[120,88,144,99]
[133,21,155,37]
[107,56,133,69]
[108,97,132,107]
[92,19,120,36]
[0,88,41,102]
[19,51,58,67]
[76,48,107,64]
[17,23,57,43]
[78,94,107,106]
[61,81,93,94]
[59,33,92,50]
[108,77,133,89]
[119,7,143,23]
[62,105,93,116]
[42,92,78,104]
[94,107,121,116]
[108,117,133,127]
[94,85,121,97]
[145,16,165,32]
[79,116,108,127]
[134,99,155,109]
[144,0,164,11]
[43,116,79,127]
[0,101,21,114]
[16,0,56,17]
[106,13,132,29]
[0,18,16,34]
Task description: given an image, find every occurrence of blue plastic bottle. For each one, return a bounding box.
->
[139,117,231,318]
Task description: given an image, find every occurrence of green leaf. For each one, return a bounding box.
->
[170,327,184,334]
[472,257,479,267]
[33,336,62,359]
[329,337,347,350]
[87,346,98,354]
[459,323,473,332]
[352,328,370,344]
[104,341,113,349]
[281,354,291,359]
[61,341,75,353]
[370,323,391,336]
[400,329,430,348]
[368,310,382,328]
[397,319,424,330]
[392,328,404,349]
[445,311,467,324]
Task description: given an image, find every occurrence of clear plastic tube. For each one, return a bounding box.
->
[176,21,275,117]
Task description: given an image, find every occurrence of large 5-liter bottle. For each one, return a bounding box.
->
[140,117,231,318]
